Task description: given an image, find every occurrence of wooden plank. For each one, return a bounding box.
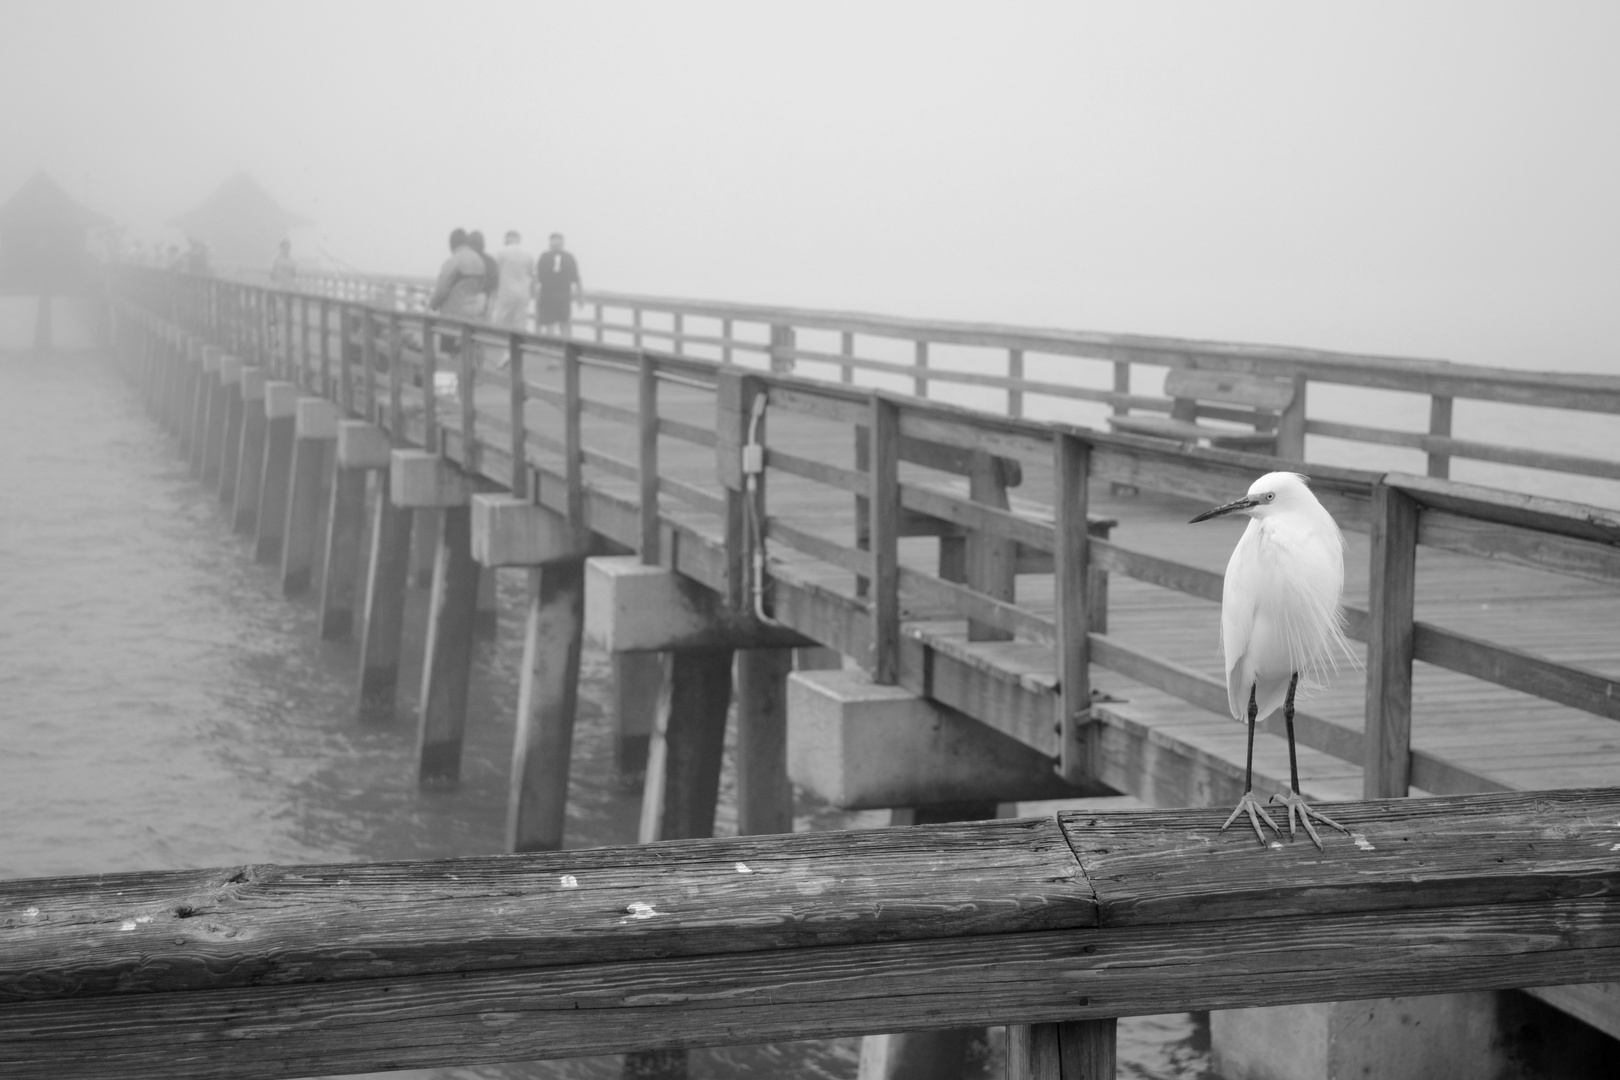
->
[1058,789,1620,927]
[1412,622,1620,722]
[5,795,1620,1080]
[1307,420,1620,482]
[1164,369,1295,411]
[1364,483,1419,797]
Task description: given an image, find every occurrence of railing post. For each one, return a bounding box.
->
[1427,394,1453,479]
[768,322,795,375]
[913,339,928,398]
[1112,360,1130,417]
[632,307,643,349]
[509,332,528,497]
[459,325,478,476]
[638,352,660,563]
[388,312,405,441]
[422,319,440,453]
[318,300,331,400]
[964,453,1016,642]
[1055,431,1094,784]
[841,330,855,383]
[722,317,734,365]
[593,301,604,343]
[671,311,684,355]
[1275,373,1307,460]
[869,395,900,684]
[1008,347,1024,417]
[360,308,377,424]
[1364,479,1419,798]
[563,341,584,530]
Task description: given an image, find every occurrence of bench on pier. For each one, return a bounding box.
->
[1109,368,1295,453]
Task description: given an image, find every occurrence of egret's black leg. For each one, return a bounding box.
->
[1274,670,1350,849]
[1221,684,1278,845]
[1284,671,1301,794]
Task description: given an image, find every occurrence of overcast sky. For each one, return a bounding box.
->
[3,1,1617,370]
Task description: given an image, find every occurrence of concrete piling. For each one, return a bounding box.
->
[319,421,390,641]
[215,355,244,505]
[231,367,266,534]
[415,504,481,783]
[355,488,413,723]
[507,561,586,851]
[280,398,339,595]
[252,381,298,564]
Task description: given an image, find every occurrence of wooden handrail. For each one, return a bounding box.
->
[3,790,1618,1080]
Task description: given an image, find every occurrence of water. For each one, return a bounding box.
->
[0,350,1216,1077]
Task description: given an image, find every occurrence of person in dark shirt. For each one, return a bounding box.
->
[534,232,582,334]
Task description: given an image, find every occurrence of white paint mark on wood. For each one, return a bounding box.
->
[623,901,658,921]
[559,875,579,888]
[1268,841,1283,850]
[1352,833,1377,851]
[22,907,39,919]
[736,862,753,874]
[120,917,151,930]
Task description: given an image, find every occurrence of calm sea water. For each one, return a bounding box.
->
[0,351,1215,1078]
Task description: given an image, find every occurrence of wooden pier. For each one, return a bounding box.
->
[20,265,1620,1076]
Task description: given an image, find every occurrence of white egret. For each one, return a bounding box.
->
[1190,471,1358,849]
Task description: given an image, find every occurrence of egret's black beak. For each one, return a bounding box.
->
[1190,497,1258,524]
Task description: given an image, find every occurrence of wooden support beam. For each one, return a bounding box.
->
[253,382,298,564]
[230,368,266,534]
[1364,481,1419,798]
[416,504,481,784]
[735,648,794,836]
[612,652,660,776]
[279,399,339,596]
[356,491,414,724]
[507,561,586,851]
[638,649,734,844]
[318,464,370,641]
[1006,1020,1117,1080]
[199,356,227,486]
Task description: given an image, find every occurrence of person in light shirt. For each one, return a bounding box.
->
[492,230,535,331]
[534,232,582,334]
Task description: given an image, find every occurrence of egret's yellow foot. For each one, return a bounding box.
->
[1220,792,1280,846]
[1271,790,1350,851]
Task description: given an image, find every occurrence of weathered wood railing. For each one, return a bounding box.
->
[4,789,1619,1080]
[113,267,1620,808]
[287,268,1620,495]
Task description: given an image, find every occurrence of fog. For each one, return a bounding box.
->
[4,1,1618,371]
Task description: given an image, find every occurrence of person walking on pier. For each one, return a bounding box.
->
[492,230,535,333]
[535,232,582,334]
[269,239,296,287]
[429,228,486,363]
[467,230,498,316]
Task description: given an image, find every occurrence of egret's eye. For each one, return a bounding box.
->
[1264,492,1275,502]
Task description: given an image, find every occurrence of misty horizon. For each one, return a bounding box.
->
[4,1,1617,372]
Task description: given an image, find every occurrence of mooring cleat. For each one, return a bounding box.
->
[1270,790,1351,851]
[1220,791,1281,846]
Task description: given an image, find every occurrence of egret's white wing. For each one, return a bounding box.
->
[1221,520,1263,720]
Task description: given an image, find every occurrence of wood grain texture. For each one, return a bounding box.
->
[4,794,1620,1080]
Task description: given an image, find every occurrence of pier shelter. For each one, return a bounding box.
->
[31,264,1620,1079]
[0,171,108,350]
